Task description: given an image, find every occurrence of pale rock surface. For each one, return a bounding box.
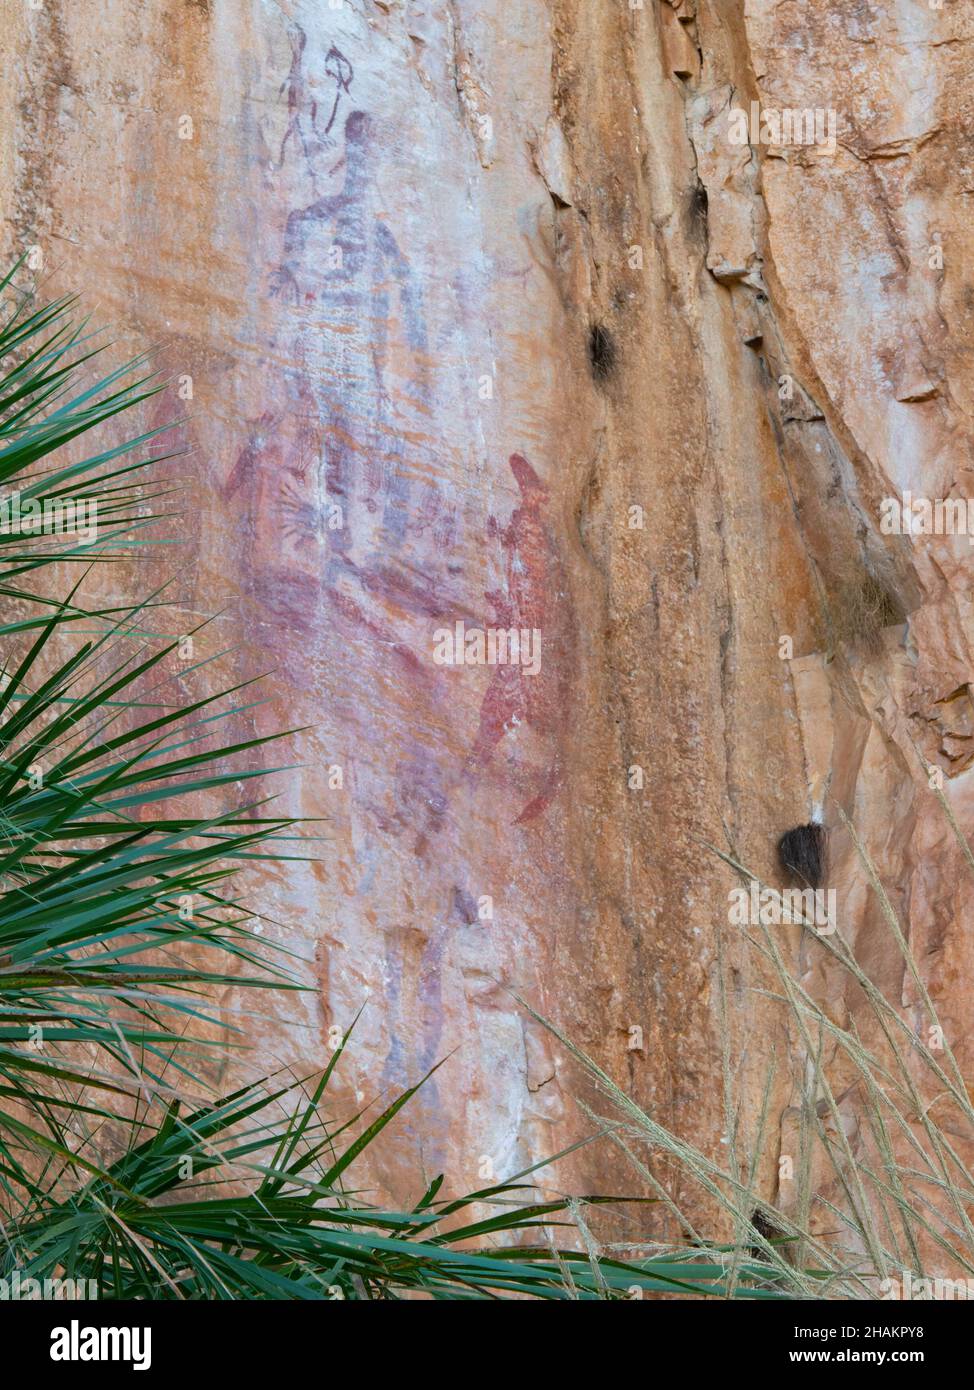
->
[2,0,972,1238]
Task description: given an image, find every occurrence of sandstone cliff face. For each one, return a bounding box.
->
[2,0,971,1224]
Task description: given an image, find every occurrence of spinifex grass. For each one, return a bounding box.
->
[522,777,974,1299]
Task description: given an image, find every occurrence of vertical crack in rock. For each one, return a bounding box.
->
[2,0,972,1244]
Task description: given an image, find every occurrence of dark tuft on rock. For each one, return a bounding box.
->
[778,822,827,890]
[588,323,616,383]
[688,180,709,227]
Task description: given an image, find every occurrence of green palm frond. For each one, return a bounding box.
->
[0,263,301,1178]
[4,1045,788,1300]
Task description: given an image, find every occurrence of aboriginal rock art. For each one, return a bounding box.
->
[373,752,452,1110]
[226,29,455,649]
[278,25,354,170]
[225,26,466,1119]
[240,28,453,619]
[468,453,575,825]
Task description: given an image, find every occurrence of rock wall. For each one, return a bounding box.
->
[2,0,971,1223]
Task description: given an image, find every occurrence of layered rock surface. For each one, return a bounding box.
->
[2,0,971,1231]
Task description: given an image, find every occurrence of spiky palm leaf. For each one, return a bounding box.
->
[0,261,302,1194]
[4,1033,789,1300]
